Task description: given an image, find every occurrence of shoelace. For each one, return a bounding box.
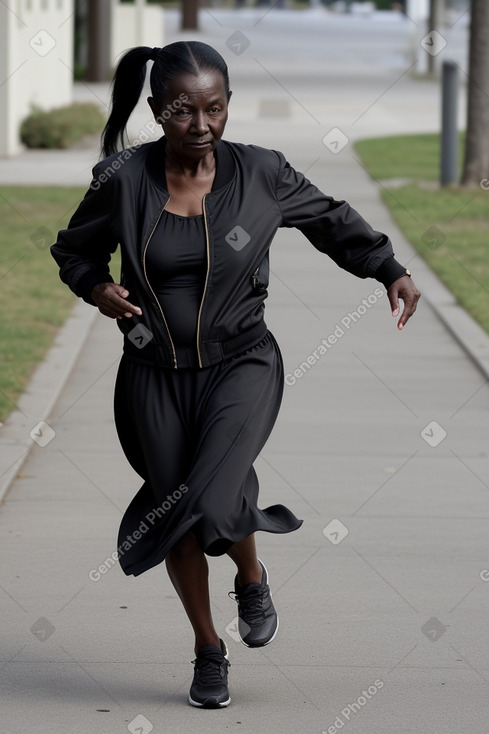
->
[192,653,230,684]
[229,586,267,625]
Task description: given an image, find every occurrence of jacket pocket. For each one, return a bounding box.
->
[250,256,269,293]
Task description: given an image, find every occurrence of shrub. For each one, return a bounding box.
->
[20,102,105,149]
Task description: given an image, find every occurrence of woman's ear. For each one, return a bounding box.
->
[147,96,160,123]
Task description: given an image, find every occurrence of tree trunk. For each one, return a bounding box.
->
[461,0,489,186]
[181,0,199,30]
[86,0,112,82]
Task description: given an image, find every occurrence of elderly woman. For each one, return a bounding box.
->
[51,41,420,709]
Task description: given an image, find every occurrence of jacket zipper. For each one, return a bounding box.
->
[142,203,178,369]
[196,194,211,368]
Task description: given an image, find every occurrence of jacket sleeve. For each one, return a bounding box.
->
[50,163,118,305]
[274,151,406,289]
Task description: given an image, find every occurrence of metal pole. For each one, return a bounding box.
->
[441,60,459,186]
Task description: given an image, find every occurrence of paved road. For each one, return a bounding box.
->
[1,9,488,734]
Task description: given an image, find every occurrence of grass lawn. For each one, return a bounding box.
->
[0,186,112,422]
[355,134,489,334]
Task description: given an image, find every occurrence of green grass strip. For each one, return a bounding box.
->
[355,134,489,334]
[0,187,84,421]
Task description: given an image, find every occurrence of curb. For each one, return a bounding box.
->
[406,257,489,383]
[428,301,489,383]
[0,300,98,505]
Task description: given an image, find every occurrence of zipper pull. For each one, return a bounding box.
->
[251,266,266,292]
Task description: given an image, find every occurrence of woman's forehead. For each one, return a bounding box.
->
[165,70,227,97]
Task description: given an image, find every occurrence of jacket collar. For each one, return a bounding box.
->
[145,136,235,193]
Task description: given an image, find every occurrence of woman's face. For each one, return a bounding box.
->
[149,69,230,163]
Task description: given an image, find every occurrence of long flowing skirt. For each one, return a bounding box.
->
[114,331,302,576]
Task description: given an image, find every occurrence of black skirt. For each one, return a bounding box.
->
[114,331,303,576]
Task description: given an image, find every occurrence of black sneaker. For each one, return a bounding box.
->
[228,559,279,648]
[188,638,231,708]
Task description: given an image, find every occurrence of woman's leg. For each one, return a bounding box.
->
[226,532,278,648]
[226,533,263,586]
[165,532,220,655]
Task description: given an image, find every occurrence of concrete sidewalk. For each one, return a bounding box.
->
[1,9,488,734]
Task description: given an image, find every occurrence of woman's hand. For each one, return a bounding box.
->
[91,283,142,320]
[387,275,421,331]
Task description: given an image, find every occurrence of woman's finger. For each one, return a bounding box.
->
[92,283,142,318]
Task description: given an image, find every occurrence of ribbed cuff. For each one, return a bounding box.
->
[374,256,408,289]
[76,270,114,305]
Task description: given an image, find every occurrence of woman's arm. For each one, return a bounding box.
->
[274,151,420,328]
[50,165,118,305]
[50,165,142,319]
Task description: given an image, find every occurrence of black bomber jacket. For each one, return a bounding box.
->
[51,136,407,369]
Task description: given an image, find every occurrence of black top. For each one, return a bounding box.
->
[145,209,206,368]
[52,137,408,370]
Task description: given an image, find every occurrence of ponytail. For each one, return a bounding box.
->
[100,41,230,159]
[101,46,157,158]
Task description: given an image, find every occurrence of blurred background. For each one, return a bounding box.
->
[0,0,474,158]
[1,4,489,733]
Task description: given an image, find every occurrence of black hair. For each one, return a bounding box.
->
[101,41,230,158]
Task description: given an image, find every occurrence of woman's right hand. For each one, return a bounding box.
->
[91,283,142,320]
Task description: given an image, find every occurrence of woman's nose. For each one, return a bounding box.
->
[191,112,209,135]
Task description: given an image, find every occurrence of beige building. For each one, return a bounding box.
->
[0,0,165,158]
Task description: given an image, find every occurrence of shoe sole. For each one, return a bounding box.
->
[188,694,231,708]
[238,559,279,648]
[242,614,279,648]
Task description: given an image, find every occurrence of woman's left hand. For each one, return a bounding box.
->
[387,275,421,331]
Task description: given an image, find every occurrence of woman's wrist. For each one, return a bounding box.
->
[375,256,410,290]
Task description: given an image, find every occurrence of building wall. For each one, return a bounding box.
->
[0,1,165,158]
[111,2,166,68]
[0,0,75,157]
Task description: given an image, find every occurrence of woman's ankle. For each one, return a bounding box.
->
[236,558,263,587]
[194,633,221,655]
